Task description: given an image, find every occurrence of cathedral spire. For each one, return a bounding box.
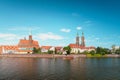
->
[76,32,79,45]
[81,32,85,47]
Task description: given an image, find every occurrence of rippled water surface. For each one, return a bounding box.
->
[0,57,120,80]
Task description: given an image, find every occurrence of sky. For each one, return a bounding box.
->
[0,0,120,48]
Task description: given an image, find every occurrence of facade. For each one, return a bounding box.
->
[18,34,39,54]
[41,46,63,53]
[55,47,63,53]
[69,32,95,54]
[0,34,39,54]
[41,46,52,53]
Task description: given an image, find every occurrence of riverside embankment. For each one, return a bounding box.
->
[0,54,86,58]
[0,54,120,58]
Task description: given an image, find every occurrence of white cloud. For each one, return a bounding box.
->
[0,33,16,38]
[76,27,82,30]
[60,28,71,33]
[8,26,40,31]
[36,32,63,40]
[0,33,19,45]
[95,38,100,40]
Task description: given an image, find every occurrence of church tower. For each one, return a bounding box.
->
[81,32,85,47]
[29,28,33,46]
[76,32,79,45]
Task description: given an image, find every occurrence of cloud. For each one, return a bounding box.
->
[60,28,71,33]
[95,38,100,40]
[76,27,82,30]
[36,32,63,40]
[8,26,40,31]
[0,33,16,38]
[0,33,19,45]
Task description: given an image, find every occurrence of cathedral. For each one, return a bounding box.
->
[0,34,39,54]
[69,32,95,54]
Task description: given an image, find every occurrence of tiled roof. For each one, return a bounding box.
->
[55,47,63,50]
[69,44,95,49]
[41,46,52,50]
[18,39,39,48]
[0,45,18,50]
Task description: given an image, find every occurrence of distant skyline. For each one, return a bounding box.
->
[0,0,120,48]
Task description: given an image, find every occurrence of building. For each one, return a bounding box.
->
[41,46,52,53]
[69,32,95,54]
[0,34,39,54]
[18,34,39,54]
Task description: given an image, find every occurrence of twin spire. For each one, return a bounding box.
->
[76,32,85,47]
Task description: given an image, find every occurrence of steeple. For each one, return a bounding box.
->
[76,32,79,45]
[81,32,85,47]
[29,28,33,45]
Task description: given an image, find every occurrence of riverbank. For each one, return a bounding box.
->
[0,54,120,58]
[0,54,86,58]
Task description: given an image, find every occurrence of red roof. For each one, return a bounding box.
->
[18,39,39,48]
[69,44,95,49]
[69,44,85,49]
[0,45,18,50]
[41,46,52,50]
[55,47,63,50]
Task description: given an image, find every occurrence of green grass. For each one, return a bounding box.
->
[86,53,107,57]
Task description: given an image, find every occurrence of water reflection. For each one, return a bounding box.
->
[0,57,120,80]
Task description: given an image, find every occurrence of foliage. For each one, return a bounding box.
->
[111,45,116,53]
[82,50,89,54]
[115,49,120,54]
[33,47,41,54]
[78,50,80,54]
[63,46,71,54]
[48,50,53,54]
[96,47,110,54]
[89,50,95,55]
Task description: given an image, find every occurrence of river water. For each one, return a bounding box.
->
[0,57,120,80]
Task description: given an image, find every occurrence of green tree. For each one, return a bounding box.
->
[33,47,38,53]
[82,50,89,54]
[111,45,116,54]
[115,48,120,54]
[78,50,80,54]
[96,47,101,54]
[32,47,41,54]
[63,46,71,54]
[89,50,95,55]
[48,50,53,54]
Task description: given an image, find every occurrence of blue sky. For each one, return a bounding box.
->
[0,0,120,48]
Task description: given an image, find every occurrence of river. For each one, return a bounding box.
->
[0,57,120,80]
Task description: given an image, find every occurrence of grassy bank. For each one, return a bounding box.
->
[86,54,107,57]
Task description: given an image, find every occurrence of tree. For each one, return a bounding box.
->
[115,49,120,54]
[89,50,95,55]
[96,47,111,54]
[32,47,41,54]
[63,46,71,54]
[48,50,53,54]
[78,50,80,54]
[33,47,38,53]
[96,47,101,54]
[111,45,116,54]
